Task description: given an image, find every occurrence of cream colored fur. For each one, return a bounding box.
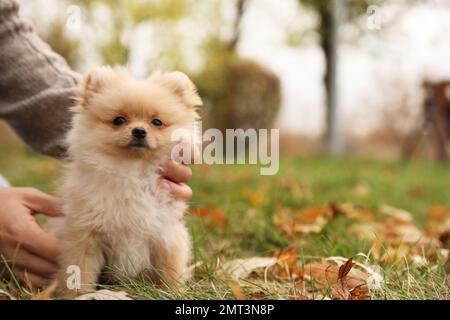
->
[53,67,201,297]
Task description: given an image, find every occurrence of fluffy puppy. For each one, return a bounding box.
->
[55,67,201,297]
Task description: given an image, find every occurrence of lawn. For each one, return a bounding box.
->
[0,125,449,300]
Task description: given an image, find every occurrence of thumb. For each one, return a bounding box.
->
[20,187,64,217]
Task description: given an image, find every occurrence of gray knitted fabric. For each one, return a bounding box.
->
[0,0,81,158]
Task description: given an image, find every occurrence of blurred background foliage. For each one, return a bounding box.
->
[44,19,81,69]
[17,0,450,160]
[37,0,406,146]
[298,0,386,150]
[37,0,282,131]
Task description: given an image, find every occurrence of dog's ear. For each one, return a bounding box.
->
[80,66,115,107]
[150,71,202,109]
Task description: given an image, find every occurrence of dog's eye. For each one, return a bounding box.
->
[151,118,163,127]
[113,116,126,126]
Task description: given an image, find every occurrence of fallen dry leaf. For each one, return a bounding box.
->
[330,258,355,300]
[191,207,228,229]
[441,249,450,263]
[379,204,413,223]
[242,183,270,208]
[439,230,450,247]
[229,280,246,300]
[350,212,423,242]
[292,218,328,234]
[326,256,383,290]
[218,257,277,281]
[274,204,334,236]
[380,244,411,265]
[369,240,382,261]
[271,248,300,279]
[302,257,372,300]
[296,206,332,222]
[272,204,292,235]
[349,284,371,300]
[301,260,369,300]
[425,205,450,244]
[351,220,428,265]
[385,223,423,244]
[217,253,380,301]
[249,291,269,300]
[335,202,443,266]
[349,222,385,242]
[426,205,449,220]
[333,203,375,221]
[75,290,132,300]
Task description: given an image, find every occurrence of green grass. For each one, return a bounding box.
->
[0,125,449,300]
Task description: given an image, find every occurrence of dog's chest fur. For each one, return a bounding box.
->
[60,157,187,275]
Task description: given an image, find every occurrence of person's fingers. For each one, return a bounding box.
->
[20,221,60,261]
[161,161,192,184]
[14,268,49,288]
[2,240,58,276]
[19,187,64,217]
[159,180,193,201]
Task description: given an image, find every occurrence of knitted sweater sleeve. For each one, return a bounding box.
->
[0,0,81,158]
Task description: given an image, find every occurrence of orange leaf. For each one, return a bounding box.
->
[192,207,227,228]
[333,203,375,221]
[274,204,335,236]
[250,291,269,300]
[331,258,355,300]
[272,248,299,278]
[302,258,370,300]
[427,205,449,220]
[295,206,331,223]
[242,183,270,208]
[229,281,246,300]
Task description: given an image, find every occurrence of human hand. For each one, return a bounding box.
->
[0,187,63,287]
[159,161,193,201]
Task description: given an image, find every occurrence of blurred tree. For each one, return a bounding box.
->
[39,19,81,70]
[73,0,192,66]
[298,0,382,154]
[227,0,247,52]
[39,0,281,132]
[37,0,192,70]
[196,0,281,131]
[226,59,281,130]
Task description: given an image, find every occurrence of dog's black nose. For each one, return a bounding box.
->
[132,127,147,139]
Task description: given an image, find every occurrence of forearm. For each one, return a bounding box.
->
[0,0,81,158]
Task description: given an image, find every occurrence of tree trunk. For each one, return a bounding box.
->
[228,0,248,52]
[319,0,342,154]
